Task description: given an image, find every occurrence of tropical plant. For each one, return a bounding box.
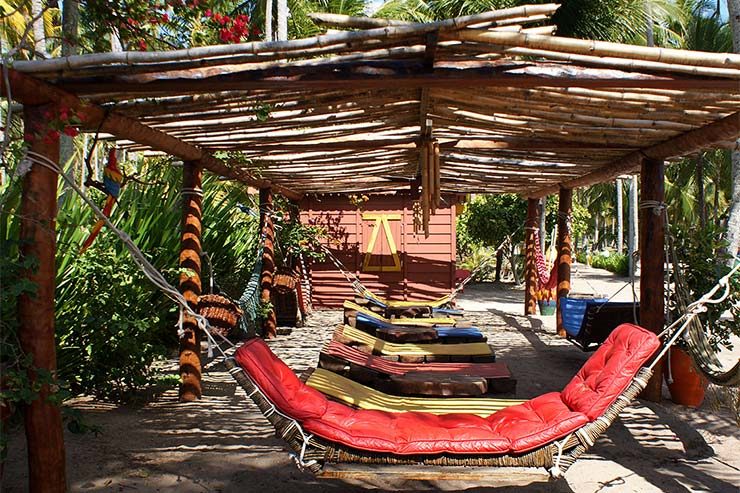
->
[2,153,260,400]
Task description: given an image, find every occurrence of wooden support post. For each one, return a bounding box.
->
[260,187,278,339]
[178,161,203,402]
[524,198,539,316]
[640,158,665,402]
[556,187,573,337]
[19,104,66,493]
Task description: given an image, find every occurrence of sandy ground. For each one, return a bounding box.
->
[3,264,739,492]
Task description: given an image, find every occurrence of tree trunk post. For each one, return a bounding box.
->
[19,104,66,493]
[628,175,639,275]
[616,178,624,254]
[728,0,740,262]
[260,187,278,338]
[556,187,573,337]
[640,157,665,402]
[524,198,539,315]
[178,161,203,402]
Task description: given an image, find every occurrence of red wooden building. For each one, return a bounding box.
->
[301,194,461,307]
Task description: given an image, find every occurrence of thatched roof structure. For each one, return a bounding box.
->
[4,4,739,199]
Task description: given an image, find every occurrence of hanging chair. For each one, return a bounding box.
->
[224,323,660,478]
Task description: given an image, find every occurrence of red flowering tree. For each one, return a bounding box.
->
[79,0,260,51]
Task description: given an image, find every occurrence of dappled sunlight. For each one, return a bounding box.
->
[4,298,738,492]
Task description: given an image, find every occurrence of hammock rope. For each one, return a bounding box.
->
[23,151,230,360]
[666,219,740,386]
[319,227,520,303]
[237,240,265,337]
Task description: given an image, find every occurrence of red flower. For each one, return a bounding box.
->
[204,9,212,17]
[24,132,35,143]
[219,28,232,43]
[162,13,169,22]
[138,39,147,51]
[63,126,79,137]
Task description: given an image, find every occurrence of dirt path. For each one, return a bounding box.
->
[3,274,739,492]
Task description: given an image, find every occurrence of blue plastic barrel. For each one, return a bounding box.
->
[560,297,608,337]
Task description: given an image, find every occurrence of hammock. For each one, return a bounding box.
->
[319,340,515,395]
[319,229,518,313]
[353,312,486,343]
[336,324,494,360]
[236,243,264,336]
[533,228,558,298]
[344,300,459,327]
[673,255,740,386]
[225,323,659,477]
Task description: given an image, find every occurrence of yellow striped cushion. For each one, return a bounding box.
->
[338,325,492,356]
[306,368,523,417]
[344,300,456,326]
[364,291,452,309]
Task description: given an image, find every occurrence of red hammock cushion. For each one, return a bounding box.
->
[234,323,659,456]
[561,323,660,420]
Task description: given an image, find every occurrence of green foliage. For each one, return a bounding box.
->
[272,197,327,266]
[456,194,527,257]
[1,156,259,403]
[670,223,740,351]
[589,251,629,276]
[458,246,497,281]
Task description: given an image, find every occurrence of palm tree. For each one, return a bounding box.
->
[727,0,740,260]
[374,0,682,43]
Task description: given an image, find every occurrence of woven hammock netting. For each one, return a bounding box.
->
[668,231,739,387]
[237,244,264,337]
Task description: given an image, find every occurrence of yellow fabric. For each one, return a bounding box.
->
[344,300,456,326]
[306,368,523,417]
[339,324,492,356]
[363,290,452,309]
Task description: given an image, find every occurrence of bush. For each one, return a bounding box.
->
[2,157,259,401]
[590,252,629,277]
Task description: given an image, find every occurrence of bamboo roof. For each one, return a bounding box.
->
[5,4,740,199]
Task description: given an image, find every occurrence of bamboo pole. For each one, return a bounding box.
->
[433,141,441,209]
[529,111,740,197]
[12,5,562,74]
[452,30,740,70]
[524,198,539,316]
[420,143,430,237]
[0,68,302,200]
[19,104,66,493]
[179,161,203,402]
[555,187,572,337]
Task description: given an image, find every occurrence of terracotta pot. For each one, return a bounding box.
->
[667,347,708,408]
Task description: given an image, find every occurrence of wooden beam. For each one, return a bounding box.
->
[57,67,740,95]
[529,111,740,197]
[524,198,539,315]
[0,67,302,201]
[19,104,66,493]
[179,161,203,402]
[555,187,573,337]
[639,158,665,402]
[260,188,278,339]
